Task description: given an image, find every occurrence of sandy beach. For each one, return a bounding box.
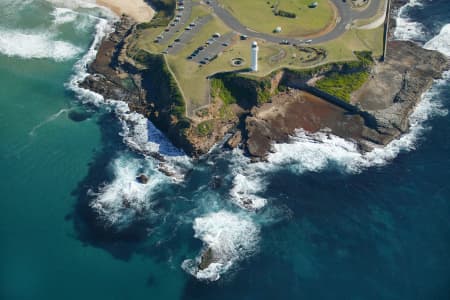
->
[96,0,154,23]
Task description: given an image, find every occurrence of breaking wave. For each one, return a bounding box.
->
[228,13,450,210]
[181,211,260,281]
[89,156,167,228]
[51,7,78,25]
[229,70,449,210]
[393,0,426,42]
[62,3,190,228]
[424,23,450,57]
[0,28,82,61]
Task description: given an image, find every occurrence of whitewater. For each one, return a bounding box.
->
[2,0,449,283]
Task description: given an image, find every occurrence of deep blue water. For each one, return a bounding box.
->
[1,0,450,299]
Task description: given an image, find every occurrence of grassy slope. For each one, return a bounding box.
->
[134,1,384,115]
[315,51,374,102]
[220,0,335,36]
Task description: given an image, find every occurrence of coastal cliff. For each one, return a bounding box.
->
[81,1,448,160]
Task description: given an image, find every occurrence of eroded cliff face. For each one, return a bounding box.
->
[80,16,222,156]
[81,13,448,160]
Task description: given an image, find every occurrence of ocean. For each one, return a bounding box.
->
[0,0,449,299]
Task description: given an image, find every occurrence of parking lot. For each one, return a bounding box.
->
[189,32,234,64]
[155,0,193,45]
[166,15,213,55]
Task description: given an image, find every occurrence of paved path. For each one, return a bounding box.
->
[205,0,384,45]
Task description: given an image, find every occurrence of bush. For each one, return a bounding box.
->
[136,0,175,29]
[274,10,296,18]
[315,71,369,102]
[211,78,236,105]
[196,120,214,136]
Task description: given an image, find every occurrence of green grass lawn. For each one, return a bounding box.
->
[318,25,384,62]
[219,0,336,36]
[132,1,384,116]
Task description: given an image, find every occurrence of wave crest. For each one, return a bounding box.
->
[182,211,260,281]
[424,24,450,57]
[393,0,426,42]
[89,156,167,228]
[0,28,81,61]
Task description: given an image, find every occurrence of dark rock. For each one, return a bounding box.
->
[225,130,242,149]
[199,247,215,270]
[68,109,92,122]
[136,174,149,184]
[158,163,176,177]
[210,175,222,189]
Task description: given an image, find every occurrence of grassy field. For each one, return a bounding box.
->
[219,0,336,37]
[318,25,384,62]
[133,1,385,116]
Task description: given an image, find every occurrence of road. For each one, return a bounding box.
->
[205,0,385,45]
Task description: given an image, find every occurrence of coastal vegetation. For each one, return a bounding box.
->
[315,51,374,101]
[133,50,186,119]
[137,0,176,29]
[114,0,387,155]
[130,0,383,115]
[211,78,236,105]
[315,71,370,102]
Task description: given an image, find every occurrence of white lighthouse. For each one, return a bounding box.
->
[251,41,259,72]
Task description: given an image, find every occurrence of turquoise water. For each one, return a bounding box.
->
[0,2,183,299]
[1,0,450,299]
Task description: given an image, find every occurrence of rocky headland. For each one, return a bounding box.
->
[82,0,449,160]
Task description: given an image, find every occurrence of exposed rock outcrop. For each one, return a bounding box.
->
[81,5,448,161]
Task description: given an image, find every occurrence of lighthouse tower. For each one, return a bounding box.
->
[251,41,259,72]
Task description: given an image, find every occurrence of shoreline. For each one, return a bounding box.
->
[81,0,449,160]
[96,0,154,23]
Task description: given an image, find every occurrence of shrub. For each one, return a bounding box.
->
[211,78,236,105]
[274,10,296,18]
[315,71,369,102]
[196,120,214,136]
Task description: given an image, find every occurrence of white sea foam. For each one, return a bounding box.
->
[228,153,268,211]
[424,24,450,57]
[393,0,426,41]
[0,28,82,61]
[229,70,449,209]
[46,0,97,10]
[51,7,78,24]
[90,156,166,228]
[114,104,190,181]
[228,16,450,211]
[65,10,190,184]
[182,211,260,281]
